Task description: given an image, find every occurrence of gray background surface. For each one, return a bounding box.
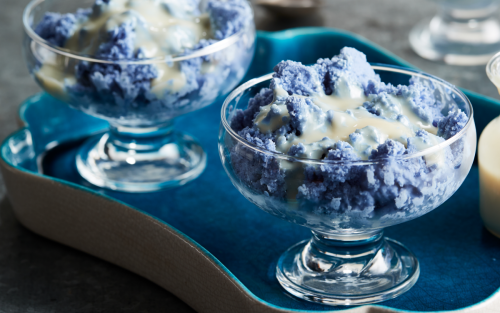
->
[0,0,497,312]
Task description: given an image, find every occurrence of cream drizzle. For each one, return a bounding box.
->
[410,133,445,167]
[254,86,441,161]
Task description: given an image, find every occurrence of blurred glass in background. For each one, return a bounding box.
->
[254,0,323,17]
[409,0,500,65]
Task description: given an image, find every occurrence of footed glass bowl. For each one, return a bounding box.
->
[218,66,477,305]
[23,0,256,192]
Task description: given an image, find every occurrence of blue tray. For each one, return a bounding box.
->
[3,28,500,312]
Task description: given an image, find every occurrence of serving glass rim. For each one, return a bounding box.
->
[220,64,475,165]
[22,0,255,65]
[486,51,500,83]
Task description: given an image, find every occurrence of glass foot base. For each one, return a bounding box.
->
[276,237,420,306]
[409,17,500,66]
[76,132,206,192]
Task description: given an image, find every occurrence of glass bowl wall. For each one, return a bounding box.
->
[23,0,256,192]
[218,66,476,305]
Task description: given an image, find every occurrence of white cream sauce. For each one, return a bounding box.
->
[35,64,76,101]
[409,133,445,167]
[254,103,289,133]
[368,94,438,135]
[254,85,441,161]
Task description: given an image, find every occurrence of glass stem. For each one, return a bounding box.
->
[302,230,385,273]
[107,121,176,154]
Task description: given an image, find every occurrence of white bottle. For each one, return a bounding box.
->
[479,116,500,238]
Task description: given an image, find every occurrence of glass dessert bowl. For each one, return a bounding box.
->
[22,0,256,192]
[218,63,476,305]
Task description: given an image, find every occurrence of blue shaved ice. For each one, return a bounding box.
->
[228,48,472,231]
